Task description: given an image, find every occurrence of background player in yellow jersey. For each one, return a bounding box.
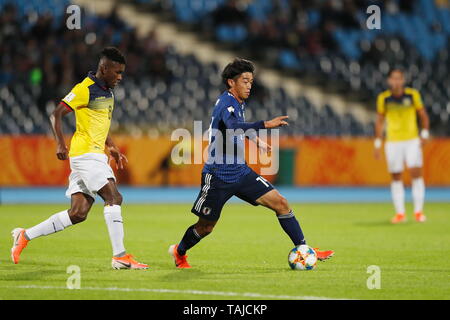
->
[11,47,148,269]
[374,69,430,224]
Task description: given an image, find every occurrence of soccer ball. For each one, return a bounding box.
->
[288,245,317,270]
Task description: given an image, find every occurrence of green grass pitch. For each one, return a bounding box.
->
[0,203,449,300]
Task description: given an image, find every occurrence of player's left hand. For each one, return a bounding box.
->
[420,138,429,146]
[258,140,272,153]
[420,129,430,146]
[108,146,128,170]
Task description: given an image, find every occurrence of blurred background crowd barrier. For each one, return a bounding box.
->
[2,135,450,186]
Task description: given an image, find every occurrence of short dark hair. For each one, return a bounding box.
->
[101,47,126,65]
[388,68,404,77]
[222,58,255,88]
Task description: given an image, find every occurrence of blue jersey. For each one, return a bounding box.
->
[203,91,265,183]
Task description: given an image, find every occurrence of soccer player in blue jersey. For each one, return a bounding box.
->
[169,58,334,268]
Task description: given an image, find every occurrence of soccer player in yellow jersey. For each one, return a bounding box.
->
[11,47,148,269]
[374,69,430,224]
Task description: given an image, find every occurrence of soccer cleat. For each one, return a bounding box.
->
[111,254,148,270]
[415,212,427,223]
[314,248,334,261]
[11,228,29,264]
[391,213,406,224]
[168,244,191,268]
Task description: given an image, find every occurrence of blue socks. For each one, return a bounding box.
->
[177,224,203,256]
[277,210,306,246]
[177,211,305,256]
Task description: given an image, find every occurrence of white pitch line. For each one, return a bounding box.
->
[2,285,353,300]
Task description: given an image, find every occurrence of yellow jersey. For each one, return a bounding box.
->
[376,87,424,142]
[61,72,114,157]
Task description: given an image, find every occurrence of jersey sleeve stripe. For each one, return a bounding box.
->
[61,100,74,111]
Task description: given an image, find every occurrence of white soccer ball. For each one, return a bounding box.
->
[288,245,317,270]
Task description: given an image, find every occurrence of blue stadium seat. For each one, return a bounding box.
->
[279,50,300,70]
[216,24,247,43]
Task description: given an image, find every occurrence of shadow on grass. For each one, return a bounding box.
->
[157,269,206,282]
[158,265,300,281]
[0,269,62,281]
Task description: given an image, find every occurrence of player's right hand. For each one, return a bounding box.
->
[56,144,69,160]
[264,116,289,129]
[373,138,382,160]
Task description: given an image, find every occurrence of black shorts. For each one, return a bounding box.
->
[191,170,274,221]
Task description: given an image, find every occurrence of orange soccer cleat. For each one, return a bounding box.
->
[391,213,406,224]
[314,248,335,261]
[11,228,29,264]
[415,212,427,223]
[112,254,149,270]
[168,244,191,268]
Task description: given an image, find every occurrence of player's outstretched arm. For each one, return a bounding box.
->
[223,112,265,131]
[264,116,289,129]
[223,111,288,133]
[50,103,72,160]
[106,134,128,170]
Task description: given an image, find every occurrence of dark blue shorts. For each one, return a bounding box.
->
[191,169,274,221]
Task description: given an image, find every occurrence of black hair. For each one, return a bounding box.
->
[222,58,255,88]
[100,47,126,65]
[388,68,404,77]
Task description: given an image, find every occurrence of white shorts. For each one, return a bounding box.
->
[385,138,423,173]
[65,153,115,199]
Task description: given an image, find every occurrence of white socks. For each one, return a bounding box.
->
[104,205,126,257]
[391,181,405,215]
[24,205,127,257]
[25,210,73,240]
[391,179,426,215]
[412,178,425,214]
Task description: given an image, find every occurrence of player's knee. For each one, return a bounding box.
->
[410,168,422,179]
[204,224,215,235]
[103,192,122,206]
[69,206,89,224]
[114,192,123,205]
[275,196,290,214]
[196,224,215,237]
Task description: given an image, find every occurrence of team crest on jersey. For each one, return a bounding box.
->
[202,207,212,215]
[402,97,412,105]
[227,106,235,113]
